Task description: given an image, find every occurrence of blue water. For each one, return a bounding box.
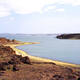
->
[0,34,80,64]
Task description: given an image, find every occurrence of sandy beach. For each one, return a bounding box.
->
[5,42,80,68]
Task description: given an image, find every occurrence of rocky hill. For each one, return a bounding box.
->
[0,37,18,44]
[0,45,30,70]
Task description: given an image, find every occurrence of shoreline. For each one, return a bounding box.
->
[5,42,80,68]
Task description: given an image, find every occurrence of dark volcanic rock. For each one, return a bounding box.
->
[20,56,31,64]
[0,62,10,71]
[56,34,80,39]
[13,65,19,71]
[8,55,31,65]
[52,75,64,80]
[0,45,31,71]
[0,45,15,55]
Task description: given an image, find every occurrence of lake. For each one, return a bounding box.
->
[0,34,80,64]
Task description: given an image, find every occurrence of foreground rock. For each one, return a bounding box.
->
[0,62,80,80]
[56,34,80,39]
[0,45,31,72]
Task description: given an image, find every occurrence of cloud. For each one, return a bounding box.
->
[59,0,80,6]
[56,8,64,12]
[0,5,11,17]
[0,0,80,17]
[44,6,56,12]
[9,17,15,21]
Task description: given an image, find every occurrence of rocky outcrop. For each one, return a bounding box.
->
[0,45,15,55]
[56,34,80,39]
[0,45,31,72]
[0,37,18,44]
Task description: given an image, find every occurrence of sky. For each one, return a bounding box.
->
[0,0,80,34]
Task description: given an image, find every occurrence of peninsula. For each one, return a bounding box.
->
[56,33,80,39]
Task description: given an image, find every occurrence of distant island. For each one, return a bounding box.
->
[0,37,80,80]
[56,34,80,39]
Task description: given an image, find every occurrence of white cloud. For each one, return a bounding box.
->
[0,5,11,17]
[60,0,80,6]
[56,8,64,12]
[9,17,15,21]
[0,0,80,17]
[44,6,56,12]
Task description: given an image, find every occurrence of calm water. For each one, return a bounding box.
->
[0,34,80,64]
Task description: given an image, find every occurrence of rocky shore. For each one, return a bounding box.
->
[0,37,80,80]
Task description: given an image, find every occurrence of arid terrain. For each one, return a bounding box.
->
[0,38,80,80]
